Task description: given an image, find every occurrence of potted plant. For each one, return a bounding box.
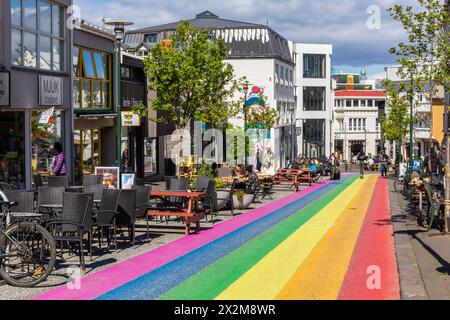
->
[232,189,255,210]
[214,177,231,211]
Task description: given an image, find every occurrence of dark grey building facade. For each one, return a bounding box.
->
[0,0,73,189]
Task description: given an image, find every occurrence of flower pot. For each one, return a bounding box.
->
[232,193,255,210]
[215,190,230,211]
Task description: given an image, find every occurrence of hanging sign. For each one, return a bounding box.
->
[121,111,141,127]
[39,75,63,106]
[0,71,10,106]
[39,107,55,124]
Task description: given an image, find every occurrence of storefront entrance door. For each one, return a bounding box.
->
[74,129,101,183]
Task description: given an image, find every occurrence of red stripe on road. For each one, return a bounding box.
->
[338,178,400,300]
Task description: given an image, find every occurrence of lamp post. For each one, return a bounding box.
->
[409,72,414,173]
[243,83,249,167]
[103,19,134,168]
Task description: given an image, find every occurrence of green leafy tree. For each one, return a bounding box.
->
[381,80,413,162]
[388,0,450,143]
[143,21,244,130]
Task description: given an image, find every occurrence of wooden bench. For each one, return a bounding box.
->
[273,169,300,191]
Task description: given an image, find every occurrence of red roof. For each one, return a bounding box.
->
[335,90,385,97]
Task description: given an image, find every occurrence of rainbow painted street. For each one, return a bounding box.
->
[34,174,400,301]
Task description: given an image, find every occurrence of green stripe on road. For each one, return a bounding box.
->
[159,176,358,300]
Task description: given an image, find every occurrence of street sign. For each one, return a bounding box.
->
[121,111,141,126]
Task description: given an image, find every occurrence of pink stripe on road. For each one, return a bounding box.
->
[34,180,332,300]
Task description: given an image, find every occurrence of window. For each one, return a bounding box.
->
[11,0,65,71]
[367,100,373,107]
[353,100,359,107]
[303,119,325,158]
[360,99,366,107]
[290,70,294,85]
[275,64,279,84]
[376,119,380,130]
[303,87,325,111]
[145,33,158,43]
[303,54,325,78]
[349,118,366,131]
[280,65,285,84]
[285,68,289,86]
[346,100,351,107]
[73,46,112,109]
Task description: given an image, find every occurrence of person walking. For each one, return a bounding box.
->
[357,149,367,179]
[52,142,67,176]
[379,150,389,178]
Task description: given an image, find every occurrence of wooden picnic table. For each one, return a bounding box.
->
[148,190,206,235]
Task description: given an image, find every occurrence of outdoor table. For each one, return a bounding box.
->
[148,190,206,235]
[257,175,274,200]
[0,212,43,226]
[67,186,84,192]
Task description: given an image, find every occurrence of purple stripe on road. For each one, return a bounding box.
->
[33,180,332,300]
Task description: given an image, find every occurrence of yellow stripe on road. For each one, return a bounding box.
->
[276,175,377,300]
[215,177,368,300]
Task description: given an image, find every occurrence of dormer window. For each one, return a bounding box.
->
[145,33,158,44]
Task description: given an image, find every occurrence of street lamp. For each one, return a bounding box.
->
[287,104,296,161]
[243,83,249,167]
[103,19,134,167]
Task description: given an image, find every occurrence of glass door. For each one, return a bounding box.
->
[74,129,101,183]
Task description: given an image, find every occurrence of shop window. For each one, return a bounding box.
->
[11,0,21,27]
[23,32,37,68]
[31,110,63,177]
[24,0,37,29]
[74,129,101,182]
[40,1,51,34]
[39,35,51,70]
[0,112,25,189]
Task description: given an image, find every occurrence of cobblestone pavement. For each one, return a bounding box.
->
[389,177,450,300]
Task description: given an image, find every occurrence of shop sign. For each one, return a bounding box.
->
[121,111,141,127]
[39,75,63,106]
[39,107,55,124]
[0,71,10,106]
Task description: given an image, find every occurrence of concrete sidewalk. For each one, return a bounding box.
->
[389,177,450,300]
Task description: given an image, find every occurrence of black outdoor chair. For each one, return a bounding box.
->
[37,187,65,221]
[0,182,13,191]
[135,178,145,186]
[93,189,121,251]
[116,189,137,246]
[194,176,213,192]
[47,192,94,270]
[83,175,102,189]
[4,190,35,213]
[131,185,151,240]
[85,184,108,203]
[47,176,69,188]
[164,176,177,190]
[199,180,216,222]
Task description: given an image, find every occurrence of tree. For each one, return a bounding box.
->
[143,21,244,130]
[388,0,450,144]
[381,80,413,162]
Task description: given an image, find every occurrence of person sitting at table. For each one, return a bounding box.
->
[308,160,319,177]
[261,162,275,176]
[234,164,246,178]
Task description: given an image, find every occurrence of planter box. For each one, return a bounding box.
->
[232,193,255,210]
[215,190,231,211]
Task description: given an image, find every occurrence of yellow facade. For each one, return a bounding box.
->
[432,102,444,145]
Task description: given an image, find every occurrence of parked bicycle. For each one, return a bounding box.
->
[0,191,56,287]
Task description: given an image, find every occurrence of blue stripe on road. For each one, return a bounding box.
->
[97,176,352,300]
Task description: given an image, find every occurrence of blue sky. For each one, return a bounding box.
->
[73,0,418,79]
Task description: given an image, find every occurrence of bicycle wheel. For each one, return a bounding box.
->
[0,222,56,287]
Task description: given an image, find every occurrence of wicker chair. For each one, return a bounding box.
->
[47,176,69,188]
[131,185,151,240]
[199,180,215,222]
[33,174,44,189]
[85,184,108,203]
[83,175,102,189]
[47,192,93,270]
[93,189,121,250]
[37,187,65,221]
[4,190,35,213]
[116,190,137,246]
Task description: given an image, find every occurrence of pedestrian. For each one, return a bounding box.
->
[438,145,447,181]
[357,149,367,179]
[52,142,67,176]
[379,150,389,178]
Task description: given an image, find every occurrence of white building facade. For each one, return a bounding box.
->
[333,90,386,161]
[293,44,334,159]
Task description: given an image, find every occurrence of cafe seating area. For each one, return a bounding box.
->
[0,166,325,272]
